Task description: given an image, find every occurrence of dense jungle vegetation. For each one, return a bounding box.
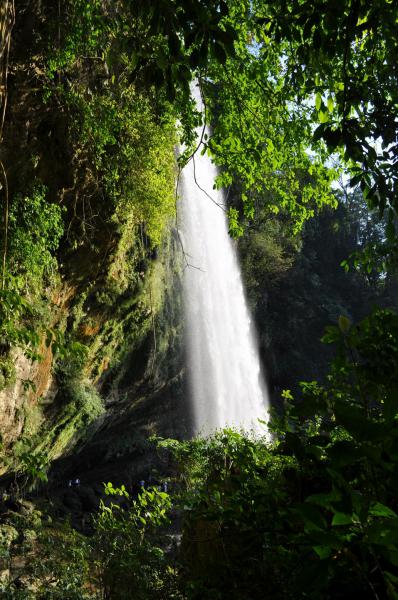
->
[0,0,398,598]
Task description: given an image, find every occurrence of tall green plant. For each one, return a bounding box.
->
[93,483,176,600]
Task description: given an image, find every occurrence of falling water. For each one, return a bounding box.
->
[181,83,269,436]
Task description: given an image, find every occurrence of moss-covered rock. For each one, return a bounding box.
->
[0,0,180,478]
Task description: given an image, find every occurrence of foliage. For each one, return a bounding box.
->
[275,309,398,599]
[0,513,93,599]
[93,483,177,600]
[238,187,398,398]
[43,1,178,252]
[1,3,398,597]
[155,308,398,600]
[47,0,397,261]
[14,438,49,491]
[28,522,91,598]
[204,0,397,260]
[257,0,398,234]
[0,486,180,599]
[0,293,85,377]
[7,183,64,294]
[203,11,337,232]
[160,432,300,600]
[0,289,41,360]
[0,355,16,391]
[43,0,337,236]
[60,84,176,248]
[47,0,396,253]
[239,212,298,298]
[0,0,179,471]
[46,0,235,101]
[0,183,63,362]
[3,301,398,600]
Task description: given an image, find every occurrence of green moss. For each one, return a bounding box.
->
[0,2,179,475]
[36,379,105,460]
[21,403,44,439]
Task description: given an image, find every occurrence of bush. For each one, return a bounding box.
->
[92,483,180,600]
[8,183,64,294]
[0,356,16,391]
[158,309,398,600]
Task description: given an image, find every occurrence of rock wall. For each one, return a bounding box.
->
[0,0,186,478]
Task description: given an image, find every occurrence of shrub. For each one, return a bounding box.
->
[0,355,16,391]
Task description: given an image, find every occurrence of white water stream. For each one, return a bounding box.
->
[181,83,269,436]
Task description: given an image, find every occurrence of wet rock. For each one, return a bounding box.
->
[62,491,82,512]
[75,486,100,512]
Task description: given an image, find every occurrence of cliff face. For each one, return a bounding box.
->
[0,0,187,478]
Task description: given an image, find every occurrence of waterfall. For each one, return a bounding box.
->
[180,82,269,436]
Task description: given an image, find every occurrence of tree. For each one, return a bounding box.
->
[42,0,398,258]
[257,0,398,220]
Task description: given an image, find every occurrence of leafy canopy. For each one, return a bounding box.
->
[46,0,397,251]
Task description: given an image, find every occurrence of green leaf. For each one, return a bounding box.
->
[333,403,387,442]
[313,123,326,142]
[327,440,361,468]
[313,545,332,559]
[283,432,305,458]
[319,110,329,123]
[295,503,327,532]
[331,512,354,526]
[366,518,398,545]
[369,503,397,519]
[349,173,362,187]
[338,314,351,333]
[321,325,340,344]
[306,488,341,508]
